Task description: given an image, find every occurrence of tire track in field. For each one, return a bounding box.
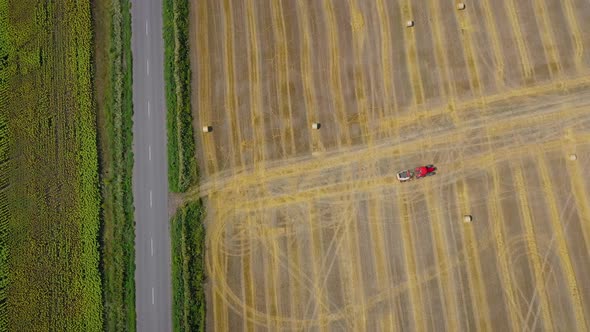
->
[504,0,534,80]
[536,153,588,331]
[532,0,562,77]
[322,0,351,148]
[399,0,425,107]
[512,165,555,330]
[195,0,219,175]
[454,180,493,331]
[245,0,267,168]
[270,0,296,157]
[226,110,590,212]
[221,0,244,169]
[295,0,324,154]
[189,78,590,198]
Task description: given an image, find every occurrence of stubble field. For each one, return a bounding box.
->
[187,0,590,330]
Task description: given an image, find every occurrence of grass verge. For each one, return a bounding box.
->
[1,0,102,330]
[92,0,136,330]
[171,201,206,332]
[163,0,196,193]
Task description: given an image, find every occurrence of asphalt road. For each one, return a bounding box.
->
[131,0,172,331]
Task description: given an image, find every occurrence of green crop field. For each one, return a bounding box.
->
[0,1,10,329]
[0,0,102,330]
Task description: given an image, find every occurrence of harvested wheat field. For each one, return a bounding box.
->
[186,0,590,330]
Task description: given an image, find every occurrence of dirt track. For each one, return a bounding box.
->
[188,0,590,330]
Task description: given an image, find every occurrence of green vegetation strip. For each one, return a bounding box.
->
[92,0,136,330]
[1,0,102,330]
[163,0,196,193]
[171,202,206,332]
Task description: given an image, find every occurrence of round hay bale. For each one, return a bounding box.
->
[406,20,415,28]
[312,122,321,130]
[457,3,466,10]
[202,126,213,133]
[463,215,473,223]
[569,154,578,161]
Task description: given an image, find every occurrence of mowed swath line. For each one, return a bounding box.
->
[454,180,493,331]
[195,0,218,175]
[345,193,368,331]
[480,0,506,88]
[241,217,256,331]
[560,0,585,70]
[331,199,363,331]
[428,0,457,104]
[211,198,228,332]
[221,0,244,169]
[452,1,483,98]
[260,218,281,330]
[322,0,351,147]
[269,0,296,157]
[399,0,425,106]
[295,0,323,153]
[512,165,555,330]
[423,187,459,332]
[306,202,329,332]
[396,191,426,331]
[532,0,562,77]
[565,147,590,258]
[245,0,267,168]
[487,166,524,330]
[503,0,533,79]
[347,0,371,146]
[537,154,588,331]
[367,193,398,331]
[374,0,398,139]
[286,223,303,330]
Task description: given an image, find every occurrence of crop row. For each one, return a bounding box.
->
[163,0,196,193]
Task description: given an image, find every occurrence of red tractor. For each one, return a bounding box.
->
[396,165,437,182]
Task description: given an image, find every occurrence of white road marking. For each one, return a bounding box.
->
[147,101,150,118]
[147,59,150,76]
[152,288,155,304]
[148,145,152,160]
[151,238,154,256]
[145,21,149,35]
[149,190,153,207]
